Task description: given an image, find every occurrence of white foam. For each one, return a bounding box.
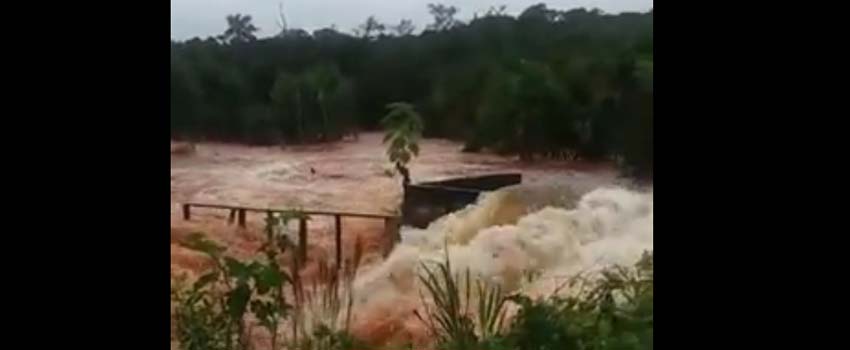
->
[352,185,653,307]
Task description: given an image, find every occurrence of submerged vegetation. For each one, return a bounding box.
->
[171,3,653,178]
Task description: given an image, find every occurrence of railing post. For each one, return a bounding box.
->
[265,211,274,234]
[237,209,246,227]
[228,209,236,225]
[182,204,191,220]
[298,217,308,266]
[335,215,342,269]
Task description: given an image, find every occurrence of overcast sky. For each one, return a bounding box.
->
[171,0,652,41]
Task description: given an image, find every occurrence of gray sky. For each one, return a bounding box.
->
[171,0,653,41]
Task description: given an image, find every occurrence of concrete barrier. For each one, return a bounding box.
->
[401,173,522,228]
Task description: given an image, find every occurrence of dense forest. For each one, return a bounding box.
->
[170,3,653,177]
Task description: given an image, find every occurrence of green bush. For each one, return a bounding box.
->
[172,232,276,350]
[506,252,653,350]
[413,251,654,350]
[382,102,424,185]
[171,212,364,350]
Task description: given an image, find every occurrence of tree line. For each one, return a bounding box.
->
[171,3,653,177]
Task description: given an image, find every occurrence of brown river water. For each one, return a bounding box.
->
[170,133,645,348]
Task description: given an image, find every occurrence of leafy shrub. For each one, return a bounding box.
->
[414,251,653,350]
[172,211,364,350]
[382,102,424,185]
[506,251,653,350]
[172,231,278,350]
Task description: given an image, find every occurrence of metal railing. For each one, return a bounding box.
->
[181,202,400,267]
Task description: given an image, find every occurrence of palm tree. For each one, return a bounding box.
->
[221,14,258,44]
[381,102,424,186]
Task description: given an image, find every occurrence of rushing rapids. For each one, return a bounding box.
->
[343,184,653,346]
[171,136,647,348]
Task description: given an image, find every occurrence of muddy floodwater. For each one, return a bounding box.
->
[170,132,628,277]
[170,133,647,348]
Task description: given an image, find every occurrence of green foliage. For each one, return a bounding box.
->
[415,255,510,350]
[426,4,462,31]
[172,273,234,350]
[173,234,256,350]
[221,14,259,44]
[171,5,653,179]
[295,324,362,350]
[269,63,353,144]
[304,63,345,140]
[413,251,653,350]
[381,102,423,184]
[619,59,653,178]
[355,16,386,40]
[505,252,653,350]
[270,71,307,142]
[172,211,366,350]
[391,19,417,36]
[474,59,573,160]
